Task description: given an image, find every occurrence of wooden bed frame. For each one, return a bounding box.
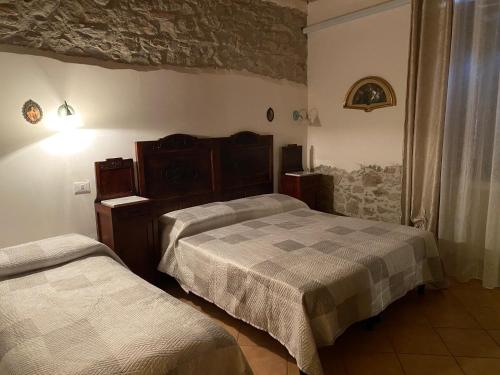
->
[135,131,274,215]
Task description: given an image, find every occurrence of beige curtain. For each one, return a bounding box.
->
[401,0,453,234]
[439,0,500,288]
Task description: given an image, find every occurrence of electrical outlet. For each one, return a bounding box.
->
[74,180,91,195]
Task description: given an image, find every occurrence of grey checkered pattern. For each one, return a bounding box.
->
[159,194,445,375]
[0,234,251,375]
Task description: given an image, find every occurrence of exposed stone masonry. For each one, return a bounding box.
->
[315,164,402,224]
[0,0,307,83]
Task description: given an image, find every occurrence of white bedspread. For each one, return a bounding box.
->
[0,234,251,375]
[159,194,445,375]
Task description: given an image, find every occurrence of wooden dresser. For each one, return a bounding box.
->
[94,158,159,283]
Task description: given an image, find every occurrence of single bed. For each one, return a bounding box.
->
[158,194,445,375]
[0,234,251,375]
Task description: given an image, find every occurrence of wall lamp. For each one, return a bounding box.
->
[292,108,320,126]
[48,100,83,131]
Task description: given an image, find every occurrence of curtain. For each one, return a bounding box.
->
[402,0,454,234]
[439,0,500,288]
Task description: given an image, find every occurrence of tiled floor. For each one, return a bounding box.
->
[161,279,500,375]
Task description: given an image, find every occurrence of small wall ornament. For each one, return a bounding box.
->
[344,76,396,112]
[266,107,275,122]
[22,99,43,124]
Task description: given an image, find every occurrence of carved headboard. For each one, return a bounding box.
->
[136,134,217,201]
[220,131,273,200]
[135,131,273,212]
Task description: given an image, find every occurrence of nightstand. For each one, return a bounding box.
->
[279,144,321,209]
[94,158,159,283]
[95,200,158,283]
[280,173,321,209]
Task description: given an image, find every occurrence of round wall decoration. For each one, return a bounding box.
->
[266,107,275,122]
[344,76,396,112]
[22,99,43,124]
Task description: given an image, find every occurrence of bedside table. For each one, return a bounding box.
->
[94,157,160,283]
[95,200,159,283]
[279,173,321,209]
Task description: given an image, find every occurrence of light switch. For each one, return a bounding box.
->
[74,180,91,195]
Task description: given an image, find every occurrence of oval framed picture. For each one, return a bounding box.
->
[22,99,43,124]
[266,107,275,122]
[344,76,396,112]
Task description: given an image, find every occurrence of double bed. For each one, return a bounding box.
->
[93,130,445,375]
[0,234,251,375]
[157,194,445,375]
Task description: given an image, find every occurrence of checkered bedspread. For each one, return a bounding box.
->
[0,234,251,375]
[159,194,445,375]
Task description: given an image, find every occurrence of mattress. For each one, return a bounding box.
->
[0,234,251,375]
[159,194,445,375]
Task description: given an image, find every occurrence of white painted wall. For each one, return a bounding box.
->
[307,2,411,171]
[308,0,388,24]
[0,51,307,247]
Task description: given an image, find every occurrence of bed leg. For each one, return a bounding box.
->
[417,284,426,295]
[364,313,382,331]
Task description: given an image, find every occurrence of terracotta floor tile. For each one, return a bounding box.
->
[437,328,500,358]
[489,290,500,311]
[240,345,287,375]
[334,325,394,354]
[423,303,479,329]
[384,324,449,355]
[287,354,346,375]
[318,345,348,374]
[321,356,346,375]
[238,322,284,352]
[456,357,500,375]
[381,297,430,327]
[286,356,301,375]
[487,330,500,346]
[451,290,497,310]
[468,306,500,330]
[343,353,404,375]
[448,279,485,291]
[399,354,464,375]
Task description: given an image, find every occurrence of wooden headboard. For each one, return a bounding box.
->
[135,131,273,213]
[220,131,273,200]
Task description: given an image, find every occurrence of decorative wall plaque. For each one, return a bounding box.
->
[22,99,43,124]
[267,107,275,122]
[344,76,396,112]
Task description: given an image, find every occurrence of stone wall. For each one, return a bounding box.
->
[0,0,307,83]
[315,164,402,224]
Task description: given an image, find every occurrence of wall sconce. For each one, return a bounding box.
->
[292,108,320,126]
[57,101,75,117]
[47,100,83,131]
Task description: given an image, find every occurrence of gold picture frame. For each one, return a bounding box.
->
[344,76,396,112]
